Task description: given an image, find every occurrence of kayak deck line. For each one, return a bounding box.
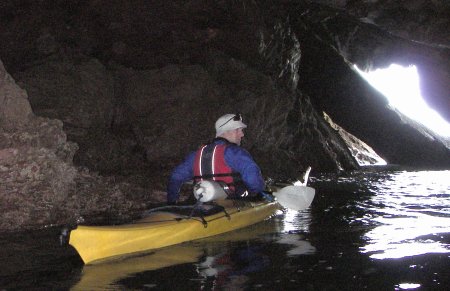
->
[126,201,240,228]
[68,199,280,264]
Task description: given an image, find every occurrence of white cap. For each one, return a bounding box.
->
[215,114,247,137]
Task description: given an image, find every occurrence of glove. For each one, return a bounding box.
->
[260,191,274,202]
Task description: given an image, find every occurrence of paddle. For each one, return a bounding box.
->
[270,166,315,211]
[272,185,315,211]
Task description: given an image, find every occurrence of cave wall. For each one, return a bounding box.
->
[14,50,358,176]
[0,0,450,169]
[1,0,449,172]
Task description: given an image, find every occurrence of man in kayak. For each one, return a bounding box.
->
[167,113,265,204]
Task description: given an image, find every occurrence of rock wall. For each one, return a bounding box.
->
[0,60,163,231]
[16,52,358,177]
[0,59,77,229]
[16,57,114,129]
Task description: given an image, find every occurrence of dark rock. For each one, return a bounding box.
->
[0,60,159,231]
[0,60,33,129]
[16,57,114,130]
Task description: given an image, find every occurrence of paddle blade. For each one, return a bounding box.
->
[273,185,315,211]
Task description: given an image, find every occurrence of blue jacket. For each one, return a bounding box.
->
[167,138,265,203]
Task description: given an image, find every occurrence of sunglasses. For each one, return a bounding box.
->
[219,113,242,128]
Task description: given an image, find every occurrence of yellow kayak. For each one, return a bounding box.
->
[69,199,280,264]
[71,222,281,290]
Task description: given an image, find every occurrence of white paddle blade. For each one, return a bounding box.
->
[273,185,315,211]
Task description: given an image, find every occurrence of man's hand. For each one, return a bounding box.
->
[260,191,274,202]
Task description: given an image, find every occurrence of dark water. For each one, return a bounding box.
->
[1,170,449,290]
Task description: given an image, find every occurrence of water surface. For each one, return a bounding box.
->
[0,170,449,290]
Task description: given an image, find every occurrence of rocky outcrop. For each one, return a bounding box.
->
[14,56,122,173]
[16,52,359,177]
[310,0,450,48]
[1,59,76,229]
[0,60,162,231]
[324,113,386,166]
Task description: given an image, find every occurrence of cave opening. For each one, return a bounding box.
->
[355,64,450,138]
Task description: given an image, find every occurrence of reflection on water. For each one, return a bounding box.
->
[359,171,450,259]
[71,216,316,290]
[276,234,316,256]
[282,208,311,233]
[71,245,204,290]
[279,209,316,256]
[0,169,448,290]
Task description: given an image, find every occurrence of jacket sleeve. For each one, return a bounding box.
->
[224,146,265,195]
[167,151,196,203]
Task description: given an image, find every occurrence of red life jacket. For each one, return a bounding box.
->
[193,143,242,195]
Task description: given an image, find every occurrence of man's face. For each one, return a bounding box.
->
[223,128,245,145]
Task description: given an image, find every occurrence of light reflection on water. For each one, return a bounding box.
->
[396,283,421,290]
[279,209,316,256]
[71,169,449,289]
[359,170,450,259]
[1,170,449,289]
[282,208,311,233]
[70,213,316,290]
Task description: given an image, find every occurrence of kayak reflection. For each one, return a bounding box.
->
[71,216,315,290]
[71,244,203,290]
[195,245,270,290]
[195,228,315,290]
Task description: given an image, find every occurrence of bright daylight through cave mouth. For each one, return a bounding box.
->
[355,64,450,138]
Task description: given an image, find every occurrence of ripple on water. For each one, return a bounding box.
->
[355,170,450,259]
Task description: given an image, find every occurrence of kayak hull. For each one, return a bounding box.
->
[69,200,280,264]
